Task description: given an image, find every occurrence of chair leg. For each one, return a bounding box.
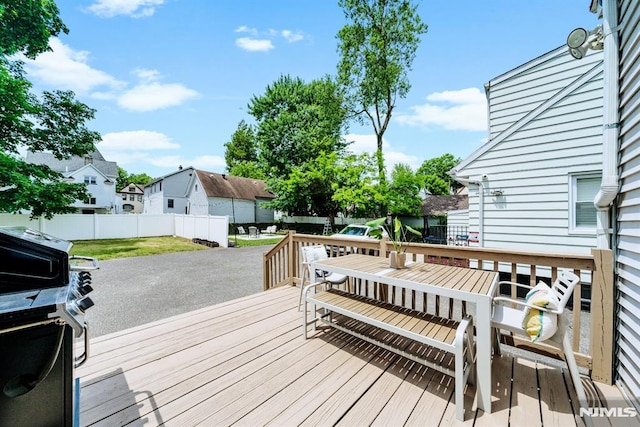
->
[298,267,309,311]
[492,327,502,355]
[455,337,465,421]
[562,333,593,427]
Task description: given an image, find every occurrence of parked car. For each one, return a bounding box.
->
[331,224,388,240]
[326,224,388,256]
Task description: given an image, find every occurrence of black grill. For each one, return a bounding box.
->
[0,227,97,427]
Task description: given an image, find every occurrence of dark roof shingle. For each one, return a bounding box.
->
[196,170,274,201]
[421,195,468,216]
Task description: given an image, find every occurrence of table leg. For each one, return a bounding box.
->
[475,297,492,413]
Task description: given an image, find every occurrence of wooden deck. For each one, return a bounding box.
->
[78,286,630,427]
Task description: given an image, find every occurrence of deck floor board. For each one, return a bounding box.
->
[78,286,629,426]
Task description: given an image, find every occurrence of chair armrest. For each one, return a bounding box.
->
[492,296,562,314]
[496,281,535,290]
[493,281,535,297]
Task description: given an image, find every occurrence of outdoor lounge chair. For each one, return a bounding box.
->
[491,270,593,427]
[298,245,348,311]
[237,226,247,235]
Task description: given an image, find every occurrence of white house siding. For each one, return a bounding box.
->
[144,192,164,214]
[487,46,603,139]
[207,197,254,223]
[187,177,210,216]
[255,197,275,223]
[457,47,604,256]
[446,209,469,227]
[616,0,640,409]
[68,164,117,213]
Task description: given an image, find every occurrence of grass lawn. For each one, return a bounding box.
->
[70,235,284,260]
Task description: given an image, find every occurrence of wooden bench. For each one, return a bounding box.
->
[302,285,476,421]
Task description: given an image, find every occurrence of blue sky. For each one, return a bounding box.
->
[23,0,599,179]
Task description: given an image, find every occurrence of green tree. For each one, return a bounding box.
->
[387,163,421,216]
[116,167,129,190]
[248,75,348,179]
[0,1,101,219]
[337,0,427,187]
[416,153,461,194]
[127,172,153,186]
[332,152,384,218]
[422,174,449,196]
[265,151,340,216]
[116,167,153,190]
[224,120,258,170]
[229,161,266,180]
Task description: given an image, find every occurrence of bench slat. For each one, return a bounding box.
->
[311,289,459,346]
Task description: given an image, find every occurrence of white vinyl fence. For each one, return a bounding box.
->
[0,214,229,247]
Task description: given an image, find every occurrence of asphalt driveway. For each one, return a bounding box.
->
[84,245,269,338]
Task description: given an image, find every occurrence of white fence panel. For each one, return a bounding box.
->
[139,215,175,237]
[94,214,139,239]
[0,213,228,247]
[46,215,97,240]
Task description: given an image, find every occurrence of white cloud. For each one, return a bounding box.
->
[97,130,178,168]
[281,30,304,43]
[87,0,164,18]
[234,27,303,52]
[132,68,162,82]
[395,87,487,132]
[235,37,275,52]
[343,133,420,171]
[22,38,125,95]
[117,70,200,112]
[100,130,180,151]
[97,131,224,173]
[23,39,198,113]
[234,26,258,36]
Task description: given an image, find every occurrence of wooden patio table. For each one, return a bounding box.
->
[312,253,499,414]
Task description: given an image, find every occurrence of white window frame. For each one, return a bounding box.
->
[568,172,601,234]
[84,175,97,185]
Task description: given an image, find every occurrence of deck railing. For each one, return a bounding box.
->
[263,231,614,384]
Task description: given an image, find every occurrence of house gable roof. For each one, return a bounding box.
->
[195,170,274,201]
[26,147,117,178]
[118,183,144,193]
[421,195,468,216]
[65,163,112,183]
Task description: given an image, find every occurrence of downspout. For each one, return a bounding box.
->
[593,0,619,250]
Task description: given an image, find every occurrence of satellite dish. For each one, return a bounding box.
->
[567,28,588,49]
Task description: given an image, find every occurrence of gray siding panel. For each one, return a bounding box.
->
[617,0,640,408]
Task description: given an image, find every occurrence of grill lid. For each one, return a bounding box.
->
[0,227,71,292]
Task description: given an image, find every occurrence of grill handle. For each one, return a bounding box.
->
[69,256,99,271]
[75,322,90,368]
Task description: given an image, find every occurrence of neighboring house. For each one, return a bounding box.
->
[117,183,144,214]
[451,44,604,254]
[420,194,468,228]
[144,166,275,223]
[421,193,468,244]
[26,148,119,214]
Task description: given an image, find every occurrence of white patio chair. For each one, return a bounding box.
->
[298,245,348,311]
[237,226,246,235]
[491,270,592,427]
